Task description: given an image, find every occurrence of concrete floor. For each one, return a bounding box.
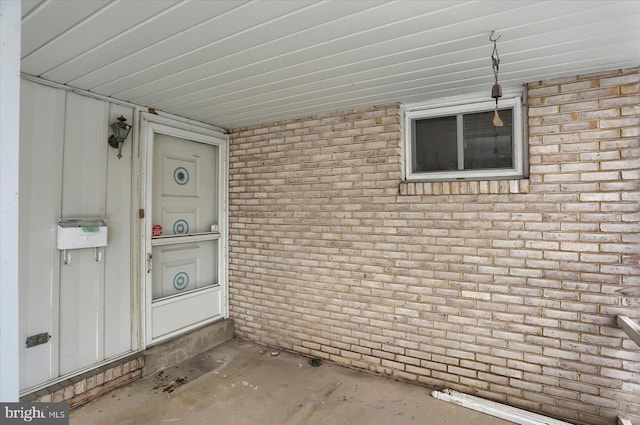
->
[71,338,513,425]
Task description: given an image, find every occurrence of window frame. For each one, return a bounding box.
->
[402,94,525,182]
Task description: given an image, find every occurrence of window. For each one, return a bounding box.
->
[403,95,525,181]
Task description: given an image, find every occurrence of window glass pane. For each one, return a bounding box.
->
[463,109,513,170]
[413,115,458,172]
[152,240,218,300]
[153,135,219,235]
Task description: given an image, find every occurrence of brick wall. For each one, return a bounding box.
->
[228,68,639,425]
[22,354,144,409]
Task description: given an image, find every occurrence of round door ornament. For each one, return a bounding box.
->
[173,272,189,291]
[152,224,163,237]
[173,219,189,235]
[173,167,190,185]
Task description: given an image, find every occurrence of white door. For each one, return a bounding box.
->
[143,121,227,346]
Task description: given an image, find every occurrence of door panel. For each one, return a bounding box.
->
[145,125,226,344]
[151,288,222,339]
[151,240,218,299]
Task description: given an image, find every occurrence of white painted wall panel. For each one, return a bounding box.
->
[18,80,65,389]
[59,249,105,375]
[19,83,135,390]
[59,93,109,375]
[103,103,134,359]
[61,93,109,217]
[19,80,133,391]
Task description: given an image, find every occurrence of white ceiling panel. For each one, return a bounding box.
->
[69,1,316,92]
[188,14,638,117]
[21,0,42,17]
[123,1,491,106]
[21,0,640,129]
[111,0,401,102]
[21,1,180,75]
[192,43,636,124]
[41,1,244,83]
[21,0,111,57]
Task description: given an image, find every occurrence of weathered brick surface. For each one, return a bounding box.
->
[24,355,144,410]
[229,68,639,425]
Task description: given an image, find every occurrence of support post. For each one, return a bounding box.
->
[0,0,21,402]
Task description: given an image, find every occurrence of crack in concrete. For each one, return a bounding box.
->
[285,381,343,424]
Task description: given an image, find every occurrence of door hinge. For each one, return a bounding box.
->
[139,209,145,218]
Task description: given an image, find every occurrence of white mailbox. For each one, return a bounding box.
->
[57,218,108,250]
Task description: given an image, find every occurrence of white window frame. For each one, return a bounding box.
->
[402,92,525,182]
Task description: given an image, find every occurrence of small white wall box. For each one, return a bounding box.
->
[57,218,108,250]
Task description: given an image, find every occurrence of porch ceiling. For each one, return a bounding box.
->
[21,0,640,129]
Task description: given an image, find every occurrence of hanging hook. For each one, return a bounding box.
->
[489,30,502,43]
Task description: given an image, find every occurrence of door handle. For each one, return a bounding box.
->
[147,253,152,273]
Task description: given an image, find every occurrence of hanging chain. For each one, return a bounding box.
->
[489,31,504,127]
[492,40,500,94]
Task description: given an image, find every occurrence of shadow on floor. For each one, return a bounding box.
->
[71,338,513,425]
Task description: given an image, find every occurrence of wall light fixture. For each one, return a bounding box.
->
[108,115,132,159]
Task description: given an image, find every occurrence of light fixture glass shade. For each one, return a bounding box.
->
[111,119,131,140]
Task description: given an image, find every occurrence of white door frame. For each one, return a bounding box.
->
[138,112,228,348]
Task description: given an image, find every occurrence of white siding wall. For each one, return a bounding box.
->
[19,79,134,391]
[18,81,65,389]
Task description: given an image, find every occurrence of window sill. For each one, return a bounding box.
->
[399,179,529,196]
